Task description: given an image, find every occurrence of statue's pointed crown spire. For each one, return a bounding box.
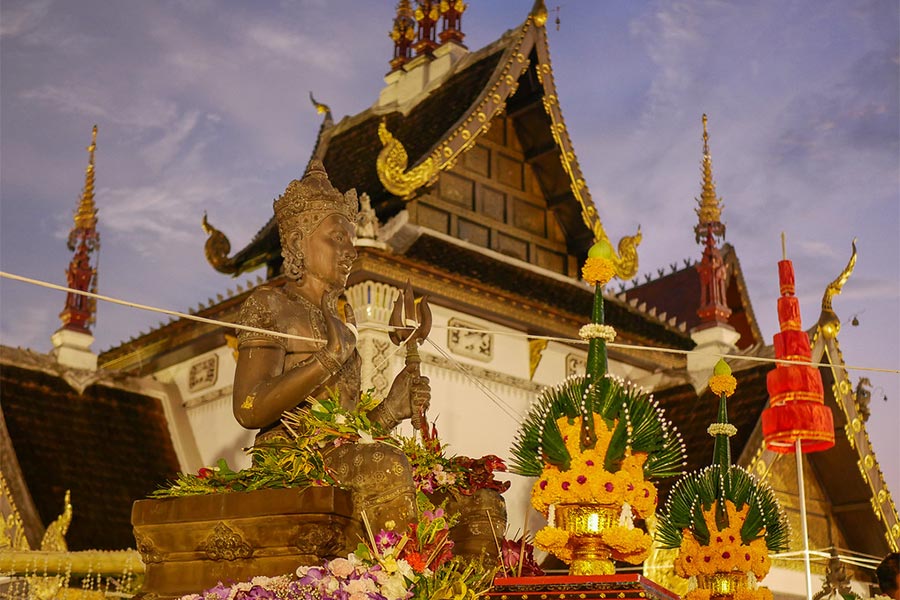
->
[694,114,725,244]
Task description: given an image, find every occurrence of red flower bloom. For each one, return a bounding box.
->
[198,467,214,479]
[605,482,614,492]
[577,475,587,484]
[562,481,571,490]
[405,551,427,573]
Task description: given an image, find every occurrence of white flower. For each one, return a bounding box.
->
[618,503,634,528]
[335,414,348,425]
[707,423,737,437]
[578,323,616,342]
[375,570,411,600]
[358,430,375,444]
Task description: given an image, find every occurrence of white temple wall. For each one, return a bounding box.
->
[153,345,254,470]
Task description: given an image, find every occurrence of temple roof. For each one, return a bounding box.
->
[620,244,764,349]
[207,3,639,280]
[0,345,181,550]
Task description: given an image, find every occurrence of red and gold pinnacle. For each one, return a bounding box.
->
[59,125,101,334]
[694,115,731,325]
[389,0,417,71]
[413,0,439,56]
[438,1,466,46]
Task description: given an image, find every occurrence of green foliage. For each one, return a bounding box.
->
[509,374,686,481]
[656,464,790,552]
[151,389,386,498]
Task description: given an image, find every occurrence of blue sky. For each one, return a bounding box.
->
[1,1,898,495]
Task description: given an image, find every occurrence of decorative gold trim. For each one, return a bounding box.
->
[531,24,641,280]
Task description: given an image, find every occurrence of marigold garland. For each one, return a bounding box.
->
[582,257,616,286]
[673,500,772,580]
[530,416,658,519]
[709,373,737,397]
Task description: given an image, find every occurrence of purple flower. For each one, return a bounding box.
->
[241,586,277,599]
[374,529,401,551]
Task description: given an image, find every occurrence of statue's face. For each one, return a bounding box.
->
[300,214,357,290]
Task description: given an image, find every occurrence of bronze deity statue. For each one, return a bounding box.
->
[232,160,429,532]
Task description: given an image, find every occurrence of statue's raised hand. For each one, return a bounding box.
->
[315,295,356,376]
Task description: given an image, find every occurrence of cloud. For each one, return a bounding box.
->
[0,0,52,38]
[19,84,180,131]
[139,110,202,173]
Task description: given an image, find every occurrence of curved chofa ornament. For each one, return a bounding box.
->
[818,238,857,339]
[602,224,641,282]
[376,121,439,199]
[202,213,239,275]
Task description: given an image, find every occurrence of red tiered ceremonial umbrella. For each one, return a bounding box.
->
[762,239,836,600]
[762,256,835,453]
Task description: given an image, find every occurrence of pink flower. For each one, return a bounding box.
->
[576,476,587,484]
[329,557,354,578]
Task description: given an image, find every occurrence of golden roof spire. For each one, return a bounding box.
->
[73,125,99,233]
[60,126,101,334]
[695,114,725,244]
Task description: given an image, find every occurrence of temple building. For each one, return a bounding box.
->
[2,2,896,597]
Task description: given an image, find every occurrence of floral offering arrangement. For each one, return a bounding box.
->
[399,429,510,497]
[178,494,496,600]
[656,360,790,600]
[151,390,386,498]
[509,242,687,575]
[153,389,509,503]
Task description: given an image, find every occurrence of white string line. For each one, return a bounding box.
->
[423,337,525,424]
[0,271,323,345]
[3,270,899,376]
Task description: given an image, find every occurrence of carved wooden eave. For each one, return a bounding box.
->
[375,8,641,279]
[813,330,899,551]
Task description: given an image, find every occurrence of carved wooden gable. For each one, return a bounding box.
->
[409,113,575,277]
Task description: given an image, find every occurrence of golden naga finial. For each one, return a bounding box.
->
[819,238,857,339]
[376,120,439,199]
[309,91,331,117]
[73,125,99,232]
[202,212,239,275]
[695,114,725,243]
[39,490,72,552]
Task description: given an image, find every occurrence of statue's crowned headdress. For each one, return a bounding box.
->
[274,160,359,239]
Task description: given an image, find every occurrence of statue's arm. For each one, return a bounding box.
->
[232,341,333,429]
[231,288,356,430]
